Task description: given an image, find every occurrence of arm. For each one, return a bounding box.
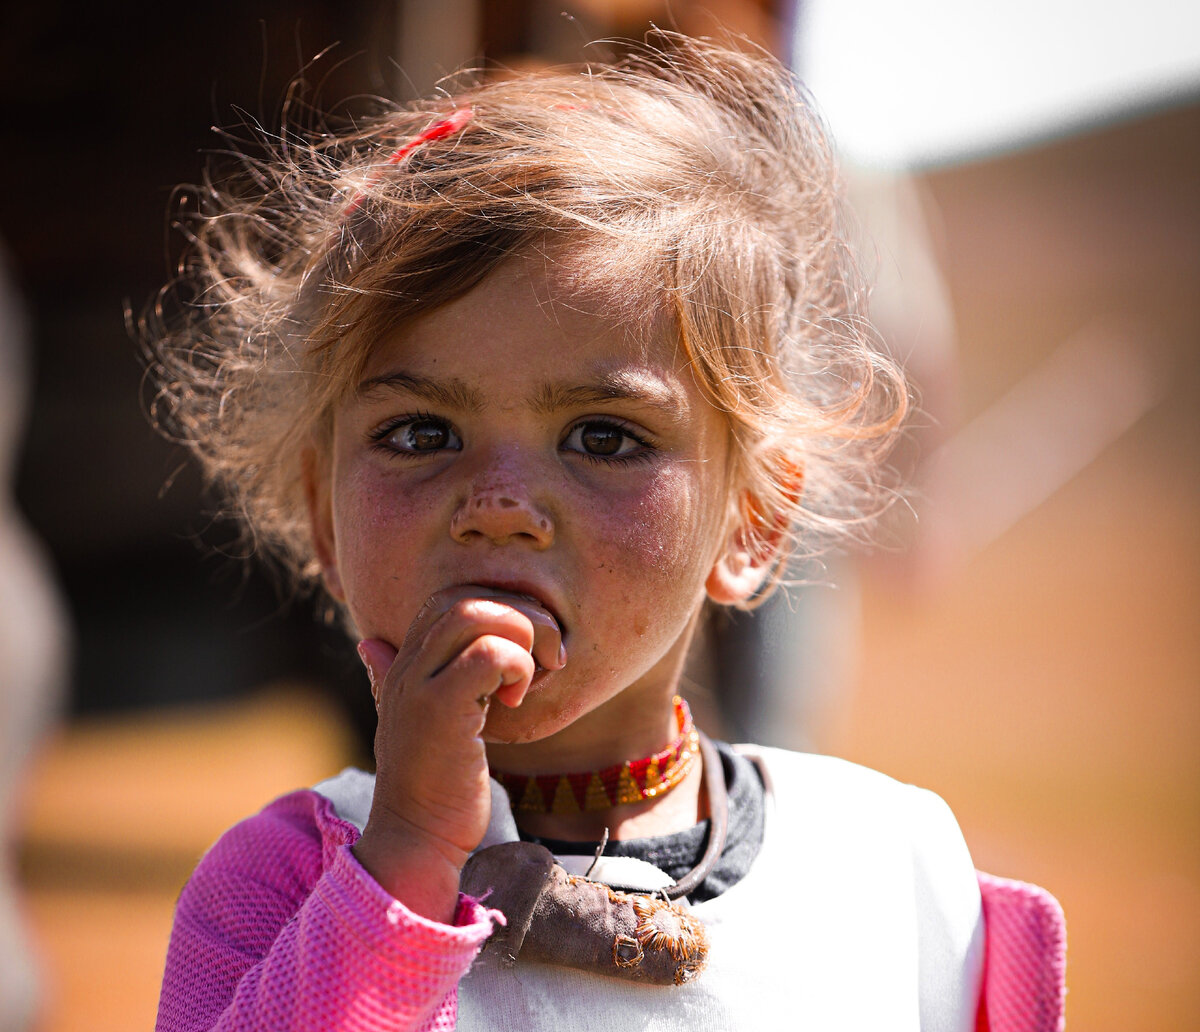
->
[155,790,499,1032]
[351,589,563,925]
[156,590,558,1030]
[974,872,1067,1032]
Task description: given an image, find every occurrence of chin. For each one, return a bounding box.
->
[482,693,577,745]
[481,714,560,746]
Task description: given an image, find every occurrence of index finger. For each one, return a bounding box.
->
[405,585,565,672]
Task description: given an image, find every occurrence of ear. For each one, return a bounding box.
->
[706,459,803,606]
[302,445,345,603]
[704,508,782,606]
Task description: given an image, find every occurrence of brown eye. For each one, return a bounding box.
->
[380,417,461,454]
[562,420,648,462]
[579,423,624,455]
[407,420,449,450]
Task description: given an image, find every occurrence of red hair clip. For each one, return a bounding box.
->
[343,106,473,217]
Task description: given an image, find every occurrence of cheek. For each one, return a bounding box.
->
[331,466,432,616]
[579,467,722,612]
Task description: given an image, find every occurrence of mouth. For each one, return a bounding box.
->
[466,578,566,636]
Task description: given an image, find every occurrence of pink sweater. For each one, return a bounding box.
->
[156,790,498,1032]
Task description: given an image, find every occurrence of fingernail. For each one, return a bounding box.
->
[557,642,567,667]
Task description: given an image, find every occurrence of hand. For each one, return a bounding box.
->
[351,586,565,922]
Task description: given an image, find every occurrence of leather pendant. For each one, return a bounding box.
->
[461,841,708,986]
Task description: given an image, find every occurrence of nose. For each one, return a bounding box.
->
[450,470,554,549]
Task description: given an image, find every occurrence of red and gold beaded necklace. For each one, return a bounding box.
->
[492,696,700,815]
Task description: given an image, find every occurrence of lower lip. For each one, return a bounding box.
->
[512,592,563,629]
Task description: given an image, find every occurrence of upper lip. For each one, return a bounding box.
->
[465,577,566,633]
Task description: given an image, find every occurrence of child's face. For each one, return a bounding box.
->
[310,252,752,745]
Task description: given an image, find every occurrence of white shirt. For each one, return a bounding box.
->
[317,746,985,1030]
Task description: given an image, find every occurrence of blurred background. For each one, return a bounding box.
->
[1,1,1197,1029]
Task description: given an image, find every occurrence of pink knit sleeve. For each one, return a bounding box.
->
[155,790,500,1032]
[975,872,1067,1032]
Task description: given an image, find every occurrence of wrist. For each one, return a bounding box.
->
[354,821,469,925]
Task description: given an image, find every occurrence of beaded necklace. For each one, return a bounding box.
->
[493,696,699,814]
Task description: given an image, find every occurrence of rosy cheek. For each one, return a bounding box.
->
[637,470,712,562]
[581,468,714,596]
[332,466,428,606]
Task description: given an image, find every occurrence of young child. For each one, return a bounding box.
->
[147,34,1063,1032]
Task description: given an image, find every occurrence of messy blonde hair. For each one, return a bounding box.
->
[145,33,906,601]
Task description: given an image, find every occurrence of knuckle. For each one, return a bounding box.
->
[458,635,532,675]
[460,634,509,665]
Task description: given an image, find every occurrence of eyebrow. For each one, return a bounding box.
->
[531,373,684,419]
[356,371,485,412]
[356,368,684,419]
